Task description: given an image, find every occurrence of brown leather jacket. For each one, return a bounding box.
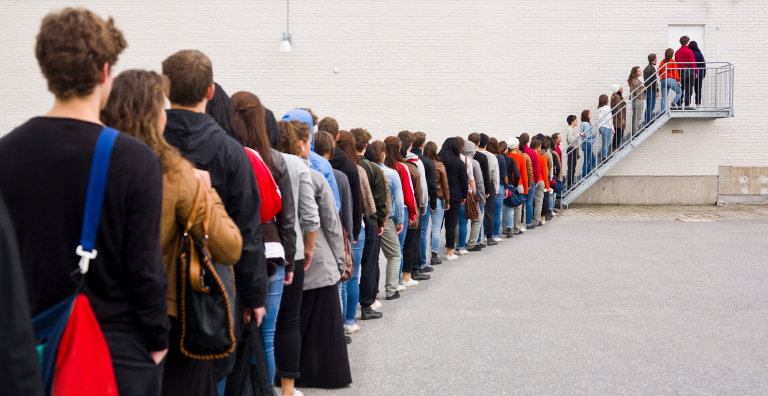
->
[433,160,450,202]
[404,161,422,229]
[611,92,627,129]
[161,161,242,318]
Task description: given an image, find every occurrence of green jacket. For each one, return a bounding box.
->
[358,155,389,227]
[643,63,659,92]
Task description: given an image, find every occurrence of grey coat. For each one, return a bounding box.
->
[463,141,486,206]
[281,153,320,262]
[334,169,353,244]
[304,169,345,291]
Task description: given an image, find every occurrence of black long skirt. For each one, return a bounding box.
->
[162,317,217,396]
[294,284,352,388]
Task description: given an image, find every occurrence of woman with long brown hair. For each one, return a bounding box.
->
[101,69,243,396]
[383,136,418,285]
[231,91,297,386]
[424,141,448,264]
[627,66,646,135]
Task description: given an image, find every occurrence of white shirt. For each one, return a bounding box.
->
[596,105,614,130]
[459,154,474,181]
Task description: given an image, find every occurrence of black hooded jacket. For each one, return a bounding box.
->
[164,109,267,309]
[411,147,437,211]
[330,149,362,240]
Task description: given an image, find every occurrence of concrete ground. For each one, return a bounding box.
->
[295,207,768,396]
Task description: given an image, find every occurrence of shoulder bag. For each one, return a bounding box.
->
[464,157,480,220]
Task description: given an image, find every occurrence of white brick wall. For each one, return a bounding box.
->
[1,0,765,177]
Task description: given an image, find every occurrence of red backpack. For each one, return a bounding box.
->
[245,148,282,222]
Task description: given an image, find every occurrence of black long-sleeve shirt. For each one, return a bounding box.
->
[330,150,362,240]
[411,148,437,211]
[445,160,469,204]
[164,110,267,309]
[504,155,521,187]
[0,117,170,350]
[473,152,491,198]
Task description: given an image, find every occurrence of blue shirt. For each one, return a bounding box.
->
[283,109,341,211]
[377,162,404,225]
[581,122,596,142]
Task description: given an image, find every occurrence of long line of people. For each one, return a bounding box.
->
[0,8,572,396]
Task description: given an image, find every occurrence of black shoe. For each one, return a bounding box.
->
[431,254,443,265]
[514,230,524,235]
[346,335,352,344]
[478,243,487,248]
[553,209,559,214]
[386,291,400,300]
[545,214,553,221]
[411,271,431,281]
[421,265,434,273]
[468,245,482,252]
[505,229,513,238]
[487,239,498,246]
[361,306,383,320]
[685,106,696,110]
[526,224,535,230]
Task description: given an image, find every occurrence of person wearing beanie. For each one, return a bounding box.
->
[610,85,627,151]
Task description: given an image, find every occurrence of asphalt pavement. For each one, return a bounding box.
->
[295,218,768,396]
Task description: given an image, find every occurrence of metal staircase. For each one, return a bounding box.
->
[559,62,734,207]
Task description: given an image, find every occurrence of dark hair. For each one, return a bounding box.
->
[598,94,609,108]
[336,130,359,164]
[664,48,674,63]
[479,133,489,148]
[397,130,416,145]
[314,131,336,158]
[231,91,273,174]
[384,136,406,170]
[278,121,300,156]
[486,138,499,155]
[455,136,465,152]
[518,133,530,147]
[424,141,439,163]
[689,41,700,52]
[567,115,577,125]
[680,35,690,46]
[162,50,213,106]
[499,141,508,154]
[36,8,127,99]
[648,53,657,63]
[370,140,386,163]
[581,110,591,123]
[628,66,641,85]
[530,138,542,150]
[541,137,551,150]
[399,137,410,158]
[413,132,427,148]
[349,128,372,153]
[364,143,378,163]
[206,83,242,143]
[437,137,460,169]
[551,133,561,142]
[318,116,338,136]
[265,109,279,150]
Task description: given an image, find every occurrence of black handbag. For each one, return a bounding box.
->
[179,182,236,360]
[551,176,567,193]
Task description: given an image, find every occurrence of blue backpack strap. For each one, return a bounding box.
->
[76,126,119,274]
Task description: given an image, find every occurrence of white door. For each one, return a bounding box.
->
[668,25,704,51]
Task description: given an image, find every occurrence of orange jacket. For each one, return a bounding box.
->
[508,152,528,194]
[537,153,550,189]
[659,59,679,82]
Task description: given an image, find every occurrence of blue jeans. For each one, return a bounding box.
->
[258,265,284,384]
[430,199,445,254]
[476,206,484,245]
[419,210,430,268]
[581,140,596,175]
[458,203,467,249]
[599,126,612,161]
[342,224,365,325]
[493,185,504,237]
[661,78,682,111]
[646,92,657,123]
[525,181,534,226]
[399,207,408,278]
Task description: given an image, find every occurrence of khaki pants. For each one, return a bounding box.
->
[467,207,483,248]
[532,181,545,225]
[513,203,522,232]
[380,218,402,297]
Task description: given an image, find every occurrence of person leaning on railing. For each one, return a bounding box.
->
[643,53,660,123]
[627,66,646,135]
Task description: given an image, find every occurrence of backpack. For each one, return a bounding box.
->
[244,148,282,222]
[32,127,120,396]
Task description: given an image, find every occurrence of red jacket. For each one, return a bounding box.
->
[395,161,417,223]
[523,145,540,183]
[675,45,697,75]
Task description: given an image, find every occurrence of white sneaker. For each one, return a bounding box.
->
[284,390,304,396]
[457,250,469,256]
[397,284,406,292]
[541,219,547,225]
[372,300,382,310]
[445,253,458,261]
[402,278,419,286]
[493,237,502,242]
[344,324,360,334]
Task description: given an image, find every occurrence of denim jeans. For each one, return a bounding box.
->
[581,140,596,175]
[525,181,535,226]
[342,224,365,325]
[419,210,430,268]
[430,198,445,254]
[599,126,612,161]
[493,185,504,237]
[646,92,657,124]
[260,265,285,384]
[660,78,682,111]
[475,206,485,246]
[399,207,408,278]
[458,203,467,249]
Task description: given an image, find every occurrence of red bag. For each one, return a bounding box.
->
[245,148,282,222]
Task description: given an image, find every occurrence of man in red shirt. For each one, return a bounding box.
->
[675,35,697,109]
[506,137,528,235]
[519,133,539,228]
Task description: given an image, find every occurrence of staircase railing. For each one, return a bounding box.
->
[559,62,734,206]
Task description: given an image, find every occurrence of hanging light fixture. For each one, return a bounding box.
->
[279,0,292,53]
